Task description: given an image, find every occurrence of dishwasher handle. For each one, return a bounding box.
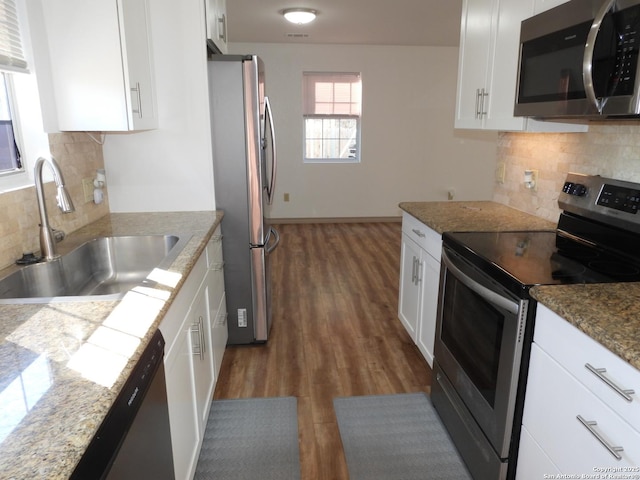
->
[442,248,520,315]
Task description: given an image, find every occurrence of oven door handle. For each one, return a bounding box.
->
[442,249,520,315]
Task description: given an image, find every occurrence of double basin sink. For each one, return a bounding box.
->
[0,234,191,304]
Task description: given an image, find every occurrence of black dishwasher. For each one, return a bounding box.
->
[71,329,175,480]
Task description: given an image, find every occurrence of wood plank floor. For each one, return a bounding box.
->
[213,222,433,479]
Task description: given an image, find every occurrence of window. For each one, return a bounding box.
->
[303,72,361,163]
[0,0,52,193]
[0,73,22,175]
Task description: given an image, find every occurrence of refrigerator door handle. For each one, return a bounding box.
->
[264,96,277,205]
[266,226,280,254]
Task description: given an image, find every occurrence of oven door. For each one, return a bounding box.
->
[434,246,528,459]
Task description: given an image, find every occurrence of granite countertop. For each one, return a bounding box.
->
[399,201,556,233]
[0,211,223,480]
[531,284,640,371]
[400,200,640,374]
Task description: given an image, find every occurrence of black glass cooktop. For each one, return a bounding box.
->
[444,229,640,288]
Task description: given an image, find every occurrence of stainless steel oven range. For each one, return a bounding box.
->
[432,173,640,480]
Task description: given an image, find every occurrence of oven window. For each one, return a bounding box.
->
[441,274,504,407]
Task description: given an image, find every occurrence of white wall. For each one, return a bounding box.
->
[230,42,498,219]
[102,0,215,212]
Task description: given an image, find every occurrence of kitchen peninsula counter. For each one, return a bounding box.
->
[0,211,223,480]
[399,200,556,233]
[399,200,640,375]
[531,284,640,372]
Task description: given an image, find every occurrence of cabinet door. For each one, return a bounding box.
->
[205,0,228,53]
[190,283,215,434]
[416,251,440,368]
[165,329,199,480]
[211,292,228,379]
[38,0,156,131]
[455,0,494,129]
[483,0,534,131]
[119,0,158,130]
[398,234,421,341]
[523,345,640,472]
[516,426,561,479]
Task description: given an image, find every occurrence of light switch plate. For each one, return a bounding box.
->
[495,162,506,184]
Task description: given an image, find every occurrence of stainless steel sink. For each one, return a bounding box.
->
[0,234,191,303]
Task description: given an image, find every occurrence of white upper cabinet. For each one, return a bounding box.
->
[206,0,228,53]
[37,0,157,131]
[455,0,587,132]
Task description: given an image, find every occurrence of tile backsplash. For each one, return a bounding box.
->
[493,122,640,223]
[0,133,109,270]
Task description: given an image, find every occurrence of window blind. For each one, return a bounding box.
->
[303,72,361,116]
[0,0,28,73]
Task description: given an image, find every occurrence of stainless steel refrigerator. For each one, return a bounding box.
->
[208,54,279,344]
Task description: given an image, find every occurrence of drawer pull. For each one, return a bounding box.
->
[576,415,624,460]
[585,363,635,402]
[411,228,426,238]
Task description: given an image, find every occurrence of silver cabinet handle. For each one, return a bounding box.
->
[191,316,205,360]
[218,13,227,42]
[411,256,417,284]
[576,415,624,460]
[130,82,143,118]
[585,363,635,402]
[415,259,422,285]
[475,88,481,119]
[212,234,223,243]
[411,228,426,238]
[480,88,489,117]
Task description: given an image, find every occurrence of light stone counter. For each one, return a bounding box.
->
[531,284,640,372]
[0,211,223,480]
[398,201,640,374]
[399,201,555,233]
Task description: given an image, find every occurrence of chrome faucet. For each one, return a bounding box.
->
[35,156,75,261]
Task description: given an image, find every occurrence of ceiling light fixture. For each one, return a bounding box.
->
[283,8,317,25]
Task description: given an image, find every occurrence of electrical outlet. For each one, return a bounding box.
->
[82,177,94,203]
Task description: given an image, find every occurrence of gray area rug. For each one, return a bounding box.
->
[334,392,472,480]
[194,396,300,480]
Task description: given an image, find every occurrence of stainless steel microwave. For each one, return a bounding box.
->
[515,0,640,118]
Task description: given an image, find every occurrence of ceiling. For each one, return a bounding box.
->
[226,0,463,47]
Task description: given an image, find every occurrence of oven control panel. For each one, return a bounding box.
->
[559,173,640,232]
[596,183,640,214]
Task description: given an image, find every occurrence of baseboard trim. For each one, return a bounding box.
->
[269,216,402,224]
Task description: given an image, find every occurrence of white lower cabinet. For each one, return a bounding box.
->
[398,213,442,367]
[160,227,227,480]
[517,305,640,478]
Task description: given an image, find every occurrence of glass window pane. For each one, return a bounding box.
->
[0,73,20,174]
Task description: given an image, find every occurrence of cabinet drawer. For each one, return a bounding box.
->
[535,304,640,433]
[516,426,560,480]
[401,212,442,261]
[523,344,640,472]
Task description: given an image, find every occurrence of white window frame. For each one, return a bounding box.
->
[0,0,52,194]
[302,72,362,164]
